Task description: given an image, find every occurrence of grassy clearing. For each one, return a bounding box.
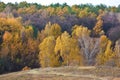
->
[0,66,120,80]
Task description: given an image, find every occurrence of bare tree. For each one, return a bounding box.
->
[78,36,100,65]
[72,26,100,65]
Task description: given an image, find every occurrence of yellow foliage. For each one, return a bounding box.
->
[43,22,61,38]
[47,7,55,16]
[113,41,120,67]
[93,11,104,36]
[3,31,12,42]
[55,31,82,66]
[25,26,34,38]
[63,6,69,14]
[0,17,23,35]
[0,18,7,31]
[44,22,52,36]
[39,36,60,67]
[24,38,38,54]
[78,8,96,18]
[69,38,83,65]
[55,31,71,56]
[50,23,61,38]
[110,6,117,12]
[25,5,37,13]
[13,33,20,42]
[72,25,90,37]
[56,7,65,16]
[97,35,115,65]
[78,8,89,18]
[18,5,37,14]
[7,18,22,32]
[71,5,80,13]
[99,35,108,52]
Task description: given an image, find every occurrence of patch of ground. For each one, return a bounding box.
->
[0,66,120,80]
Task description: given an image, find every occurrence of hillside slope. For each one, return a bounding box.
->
[0,66,120,80]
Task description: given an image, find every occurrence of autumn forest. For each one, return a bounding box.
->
[0,1,120,74]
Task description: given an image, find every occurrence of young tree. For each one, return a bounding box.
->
[43,22,61,39]
[55,31,71,65]
[50,23,61,38]
[93,10,104,37]
[97,35,115,65]
[68,38,83,65]
[55,31,82,66]
[39,36,60,67]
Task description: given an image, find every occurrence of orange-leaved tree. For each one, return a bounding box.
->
[93,10,104,37]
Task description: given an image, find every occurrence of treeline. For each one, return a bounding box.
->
[0,1,120,74]
[0,1,120,33]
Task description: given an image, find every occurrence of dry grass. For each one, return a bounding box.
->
[0,66,120,80]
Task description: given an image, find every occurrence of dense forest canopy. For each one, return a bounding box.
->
[0,1,120,74]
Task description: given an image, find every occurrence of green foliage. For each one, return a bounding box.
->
[32,26,38,38]
[0,2,6,12]
[18,1,30,8]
